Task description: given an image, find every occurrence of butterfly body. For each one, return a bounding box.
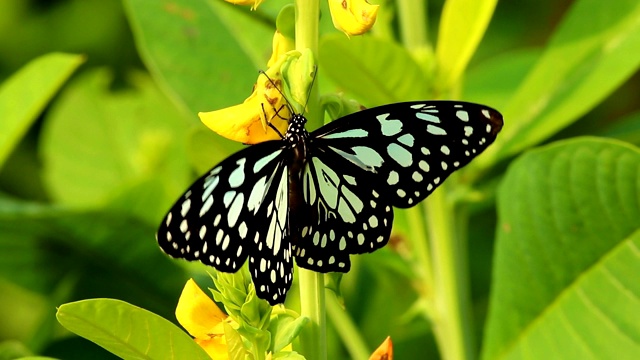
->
[157,101,503,305]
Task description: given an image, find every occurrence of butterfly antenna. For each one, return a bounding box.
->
[261,103,285,139]
[301,65,318,115]
[259,70,295,115]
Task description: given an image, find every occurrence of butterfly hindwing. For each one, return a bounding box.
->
[156,140,293,305]
[294,150,394,272]
[247,162,294,304]
[311,101,503,208]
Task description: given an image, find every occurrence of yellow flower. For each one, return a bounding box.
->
[223,0,264,10]
[328,0,379,36]
[176,279,235,360]
[198,65,290,145]
[369,336,393,360]
[198,32,294,144]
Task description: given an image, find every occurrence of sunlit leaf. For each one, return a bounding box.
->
[0,53,83,169]
[319,34,430,106]
[57,299,211,360]
[435,0,498,92]
[123,0,267,114]
[478,0,640,169]
[40,69,191,222]
[269,313,309,353]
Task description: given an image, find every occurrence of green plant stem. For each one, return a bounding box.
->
[298,269,326,360]
[406,206,434,295]
[294,1,325,360]
[326,291,370,360]
[426,186,475,360]
[397,0,433,65]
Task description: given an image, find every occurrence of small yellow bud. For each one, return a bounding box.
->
[328,0,379,36]
[223,0,264,10]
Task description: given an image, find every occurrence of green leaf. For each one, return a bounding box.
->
[319,34,430,106]
[273,351,306,359]
[123,0,267,114]
[484,137,640,359]
[0,52,83,169]
[268,313,309,353]
[435,0,498,91]
[57,299,211,360]
[206,0,275,69]
[478,0,640,169]
[40,69,190,221]
[224,321,248,360]
[463,48,540,110]
[237,325,271,360]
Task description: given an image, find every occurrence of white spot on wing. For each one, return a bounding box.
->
[456,110,469,122]
[427,125,446,135]
[181,199,191,217]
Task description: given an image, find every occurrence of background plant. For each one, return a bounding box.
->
[0,0,639,359]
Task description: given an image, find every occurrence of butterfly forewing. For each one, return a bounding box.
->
[293,101,503,274]
[311,101,503,208]
[157,140,294,305]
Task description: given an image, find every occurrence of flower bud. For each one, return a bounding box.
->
[328,0,379,36]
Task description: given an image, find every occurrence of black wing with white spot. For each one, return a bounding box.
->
[311,101,503,208]
[156,140,294,305]
[293,101,502,273]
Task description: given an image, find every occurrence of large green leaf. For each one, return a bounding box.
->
[123,0,268,114]
[57,299,210,360]
[483,137,640,359]
[0,53,83,169]
[40,69,191,222]
[435,0,498,91]
[477,0,640,169]
[319,34,430,106]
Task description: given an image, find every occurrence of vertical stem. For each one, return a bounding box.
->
[397,1,474,358]
[426,187,475,360]
[299,269,326,360]
[397,0,428,50]
[294,1,326,360]
[326,291,370,360]
[396,0,433,66]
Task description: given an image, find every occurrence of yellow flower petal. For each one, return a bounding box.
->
[369,336,393,360]
[328,0,379,36]
[176,279,227,339]
[267,31,295,68]
[196,337,229,360]
[223,0,264,10]
[199,58,290,144]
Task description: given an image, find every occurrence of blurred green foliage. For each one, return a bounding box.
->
[1,0,639,359]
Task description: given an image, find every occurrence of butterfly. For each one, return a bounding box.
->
[157,99,503,305]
